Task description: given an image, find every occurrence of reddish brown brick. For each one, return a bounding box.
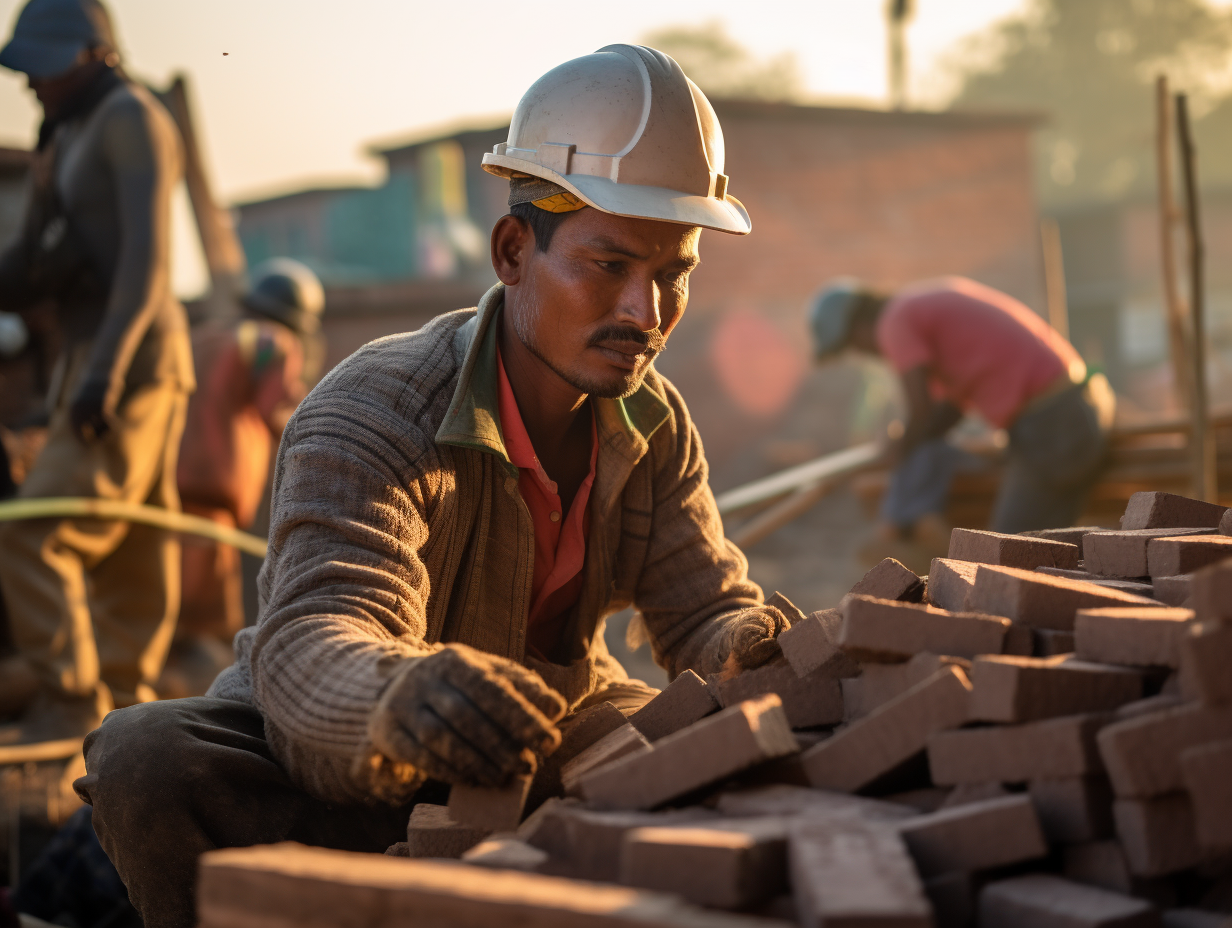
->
[802,666,972,792]
[713,657,844,729]
[1029,776,1115,844]
[460,837,549,872]
[1034,628,1077,656]
[949,527,1080,570]
[405,804,488,859]
[579,695,798,811]
[842,652,967,722]
[928,712,1111,784]
[765,590,808,625]
[1148,535,1232,578]
[1121,491,1227,531]
[1222,508,1232,536]
[628,670,717,742]
[849,556,925,602]
[1075,607,1195,669]
[1114,793,1202,877]
[969,655,1144,723]
[1154,575,1194,607]
[927,557,981,612]
[1020,526,1103,558]
[1163,910,1232,928]
[1085,529,1212,579]
[1037,567,1156,597]
[777,608,859,678]
[968,564,1164,631]
[1097,702,1232,797]
[561,725,651,797]
[1191,561,1232,622]
[1180,739,1232,850]
[1179,623,1232,705]
[897,794,1048,877]
[840,594,1011,661]
[1063,840,1166,898]
[978,874,1158,928]
[448,770,534,833]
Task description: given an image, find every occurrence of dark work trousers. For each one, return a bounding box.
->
[74,697,420,928]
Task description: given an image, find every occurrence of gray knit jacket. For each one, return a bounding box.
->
[209,284,769,805]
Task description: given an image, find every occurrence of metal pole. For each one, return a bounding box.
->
[1176,92,1216,502]
[1039,218,1069,340]
[887,0,911,110]
[1156,76,1192,414]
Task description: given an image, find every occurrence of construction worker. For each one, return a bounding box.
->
[0,0,193,741]
[78,45,788,928]
[810,276,1115,544]
[164,259,322,697]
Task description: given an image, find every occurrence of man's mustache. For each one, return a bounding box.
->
[588,325,667,357]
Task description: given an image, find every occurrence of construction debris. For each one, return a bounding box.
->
[197,491,1232,927]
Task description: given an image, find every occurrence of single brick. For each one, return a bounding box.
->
[579,695,798,811]
[1191,561,1232,622]
[939,781,1009,809]
[530,702,629,810]
[765,590,808,626]
[897,794,1048,877]
[1063,840,1164,898]
[1006,623,1035,655]
[802,666,972,793]
[978,873,1158,928]
[1029,776,1115,844]
[778,608,859,678]
[968,564,1164,631]
[1154,575,1194,608]
[196,843,773,928]
[924,871,975,928]
[620,820,788,910]
[628,670,717,742]
[1035,628,1077,656]
[949,527,1080,570]
[1148,535,1232,578]
[561,724,651,797]
[448,769,534,833]
[1075,607,1195,669]
[790,817,932,928]
[712,657,844,729]
[969,655,1144,724]
[849,557,925,602]
[842,652,967,722]
[1223,508,1232,535]
[1121,491,1227,531]
[1179,622,1232,704]
[928,712,1111,784]
[460,837,549,872]
[1020,526,1104,558]
[886,787,952,813]
[1114,793,1202,877]
[840,594,1010,661]
[928,557,981,612]
[405,804,488,859]
[1180,739,1232,850]
[714,784,915,822]
[1097,702,1232,798]
[1084,529,1212,579]
[1037,567,1156,597]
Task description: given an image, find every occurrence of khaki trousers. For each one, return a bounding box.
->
[0,345,189,707]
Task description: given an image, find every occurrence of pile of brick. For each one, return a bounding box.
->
[197,490,1232,928]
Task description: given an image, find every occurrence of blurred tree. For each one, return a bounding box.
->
[643,22,805,102]
[945,0,1232,208]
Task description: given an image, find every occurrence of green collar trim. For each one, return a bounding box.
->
[435,283,672,463]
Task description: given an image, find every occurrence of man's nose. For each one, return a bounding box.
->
[616,278,662,333]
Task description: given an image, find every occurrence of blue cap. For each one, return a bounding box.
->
[0,0,115,80]
[808,278,866,359]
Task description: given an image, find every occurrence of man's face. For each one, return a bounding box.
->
[499,208,701,399]
[27,49,102,114]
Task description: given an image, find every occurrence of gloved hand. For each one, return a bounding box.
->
[369,644,566,789]
[69,380,111,442]
[717,605,789,678]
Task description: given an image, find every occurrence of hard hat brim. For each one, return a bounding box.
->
[483,154,751,236]
[0,36,83,78]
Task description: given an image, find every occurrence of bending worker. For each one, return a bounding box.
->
[78,46,788,928]
[167,259,322,696]
[811,276,1115,537]
[0,0,192,742]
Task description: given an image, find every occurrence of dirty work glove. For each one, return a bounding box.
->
[717,605,789,678]
[69,380,111,442]
[369,644,567,789]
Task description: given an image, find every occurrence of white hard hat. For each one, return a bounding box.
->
[483,44,750,235]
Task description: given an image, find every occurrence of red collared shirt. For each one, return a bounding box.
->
[497,349,598,657]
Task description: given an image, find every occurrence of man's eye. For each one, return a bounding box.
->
[597,260,622,272]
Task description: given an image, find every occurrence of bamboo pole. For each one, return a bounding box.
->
[1175,92,1216,502]
[1039,218,1069,340]
[1156,76,1193,414]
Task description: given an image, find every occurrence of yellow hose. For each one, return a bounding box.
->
[0,497,267,558]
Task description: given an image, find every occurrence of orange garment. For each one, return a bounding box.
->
[496,349,597,655]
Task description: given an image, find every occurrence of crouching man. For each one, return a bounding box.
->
[75,45,788,928]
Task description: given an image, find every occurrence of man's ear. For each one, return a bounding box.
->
[491,214,534,286]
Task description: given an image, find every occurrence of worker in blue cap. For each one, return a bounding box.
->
[0,0,194,743]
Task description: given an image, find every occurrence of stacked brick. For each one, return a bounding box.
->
[197,489,1232,928]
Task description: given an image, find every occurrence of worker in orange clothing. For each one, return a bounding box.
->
[167,259,323,695]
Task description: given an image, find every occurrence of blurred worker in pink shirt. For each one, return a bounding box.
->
[167,259,323,695]
[810,276,1115,543]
